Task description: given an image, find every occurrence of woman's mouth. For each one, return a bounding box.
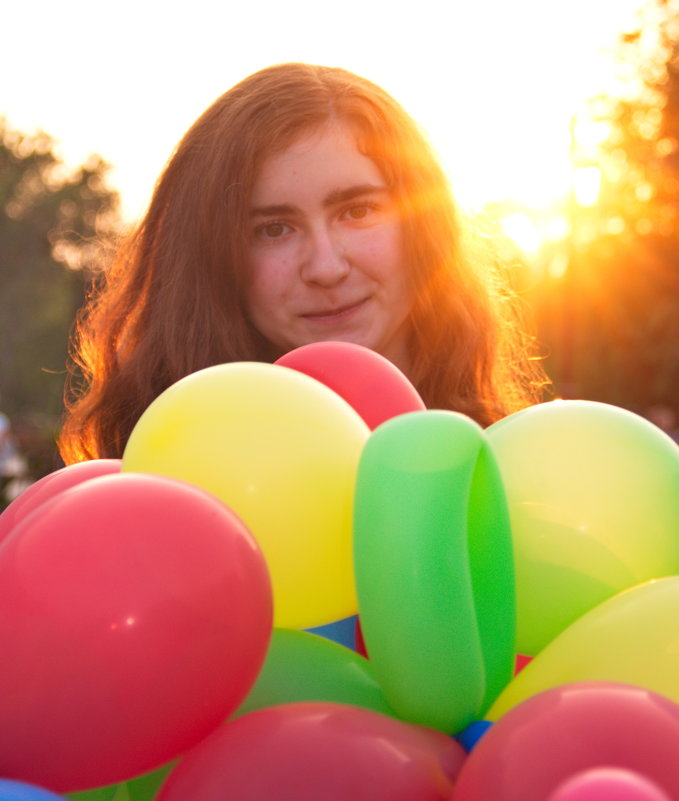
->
[301,298,368,324]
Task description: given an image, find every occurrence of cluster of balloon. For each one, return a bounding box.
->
[3,340,679,800]
[0,342,458,799]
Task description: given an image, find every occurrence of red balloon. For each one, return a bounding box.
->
[514,653,533,674]
[548,768,671,801]
[156,702,465,801]
[452,682,679,801]
[0,459,122,546]
[275,341,425,430]
[0,473,272,792]
[355,617,368,657]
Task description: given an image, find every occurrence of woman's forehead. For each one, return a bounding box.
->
[250,121,386,207]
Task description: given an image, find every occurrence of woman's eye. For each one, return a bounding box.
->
[256,222,289,239]
[343,204,374,221]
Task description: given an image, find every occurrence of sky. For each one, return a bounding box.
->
[1,0,647,223]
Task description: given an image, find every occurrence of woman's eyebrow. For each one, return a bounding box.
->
[250,184,389,218]
[323,183,388,206]
[250,203,296,218]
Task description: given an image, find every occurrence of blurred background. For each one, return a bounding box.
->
[1,0,678,504]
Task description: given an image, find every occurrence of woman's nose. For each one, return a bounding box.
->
[300,226,350,287]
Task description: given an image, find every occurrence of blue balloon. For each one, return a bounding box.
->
[0,780,65,801]
[306,614,358,650]
[455,719,493,752]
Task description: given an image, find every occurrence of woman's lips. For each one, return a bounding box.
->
[301,298,368,323]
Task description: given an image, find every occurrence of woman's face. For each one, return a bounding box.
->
[245,121,414,374]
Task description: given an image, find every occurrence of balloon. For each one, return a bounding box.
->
[487,400,679,656]
[66,764,173,801]
[456,720,493,752]
[452,682,679,801]
[353,410,515,732]
[124,764,173,801]
[157,702,466,801]
[0,459,121,546]
[122,362,369,628]
[275,341,425,429]
[306,613,359,650]
[233,628,396,719]
[487,576,679,721]
[515,654,533,674]
[65,788,117,801]
[548,768,671,801]
[0,473,272,791]
[355,617,368,657]
[0,780,65,801]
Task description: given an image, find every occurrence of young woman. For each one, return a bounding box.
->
[58,62,548,463]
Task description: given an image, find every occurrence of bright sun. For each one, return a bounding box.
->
[400,1,642,258]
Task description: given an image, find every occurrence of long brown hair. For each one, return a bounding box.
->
[59,62,547,463]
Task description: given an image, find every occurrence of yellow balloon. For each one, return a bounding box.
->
[122,362,369,629]
[487,576,679,721]
[487,400,679,655]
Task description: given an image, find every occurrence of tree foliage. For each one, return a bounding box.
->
[0,120,120,474]
[527,0,679,424]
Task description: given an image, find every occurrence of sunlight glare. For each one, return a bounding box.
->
[544,215,571,241]
[573,166,602,206]
[573,117,612,149]
[0,0,648,226]
[606,216,626,235]
[500,213,542,255]
[548,252,569,279]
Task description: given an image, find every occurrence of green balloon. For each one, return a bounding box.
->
[67,788,120,801]
[233,627,396,718]
[466,442,517,711]
[66,765,172,801]
[126,765,173,801]
[353,411,515,733]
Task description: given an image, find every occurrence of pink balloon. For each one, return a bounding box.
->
[548,768,671,801]
[0,459,121,546]
[0,473,272,792]
[275,341,425,430]
[451,682,679,801]
[157,701,465,801]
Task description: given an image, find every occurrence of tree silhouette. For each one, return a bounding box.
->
[0,120,120,475]
[529,0,679,428]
